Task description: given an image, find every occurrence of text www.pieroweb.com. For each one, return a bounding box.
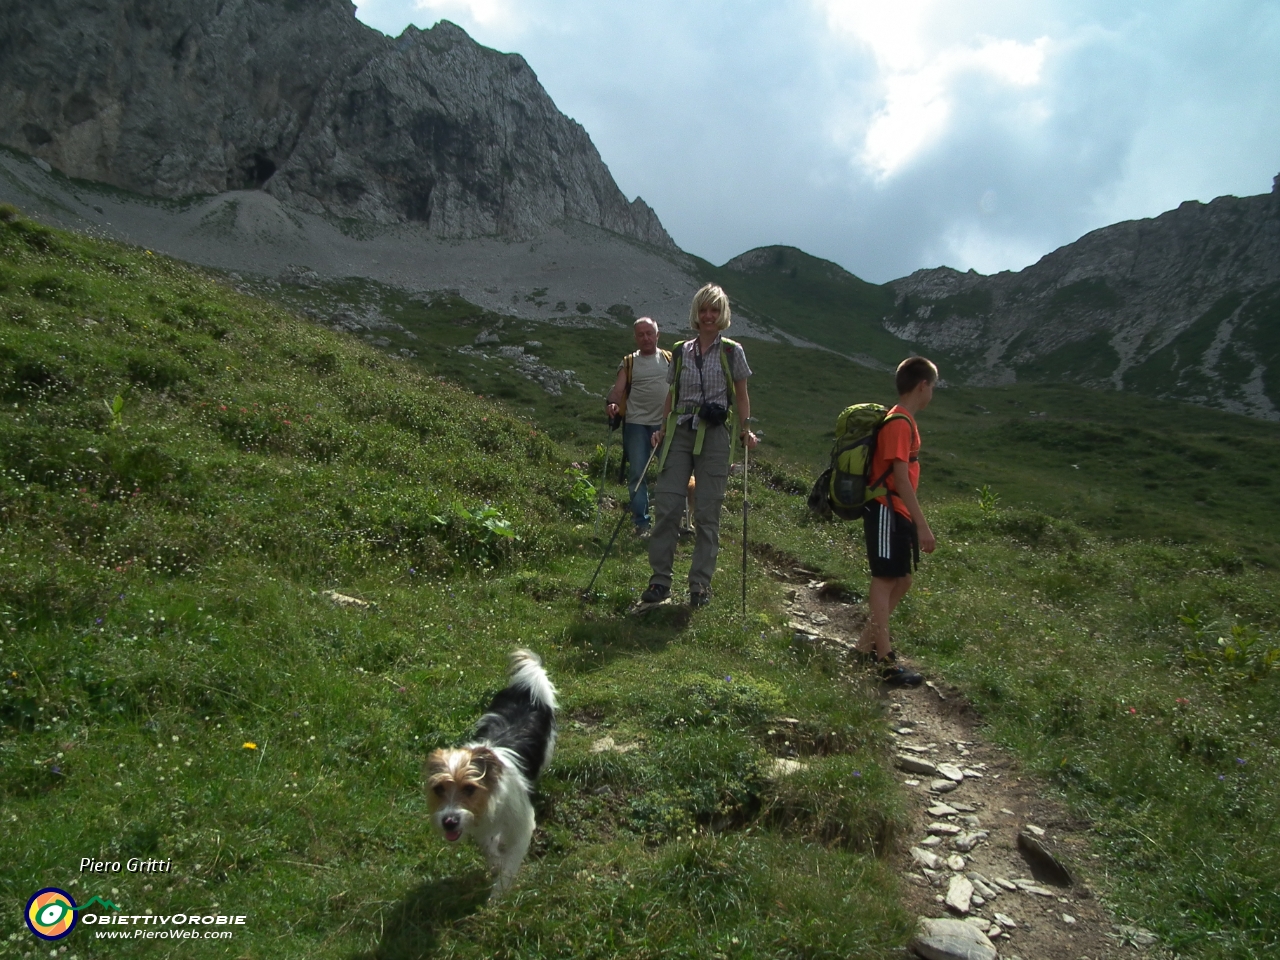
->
[84,913,246,940]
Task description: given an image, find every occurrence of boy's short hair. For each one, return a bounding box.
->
[688,283,732,331]
[895,356,939,396]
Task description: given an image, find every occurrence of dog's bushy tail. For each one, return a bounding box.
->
[508,649,558,712]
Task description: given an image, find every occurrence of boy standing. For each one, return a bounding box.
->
[856,357,938,686]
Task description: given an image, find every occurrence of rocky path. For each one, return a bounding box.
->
[772,563,1162,960]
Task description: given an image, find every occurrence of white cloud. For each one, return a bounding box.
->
[815,0,1049,179]
[412,0,520,32]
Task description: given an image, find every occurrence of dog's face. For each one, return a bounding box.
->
[425,746,501,842]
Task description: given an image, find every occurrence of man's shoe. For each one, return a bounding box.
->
[689,587,711,608]
[640,583,670,604]
[878,662,924,687]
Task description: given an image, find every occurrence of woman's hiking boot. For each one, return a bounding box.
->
[640,582,670,604]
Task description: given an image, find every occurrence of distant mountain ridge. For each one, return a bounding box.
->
[885,177,1280,419]
[0,0,673,247]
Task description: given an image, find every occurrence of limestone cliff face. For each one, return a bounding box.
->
[0,0,674,247]
[886,178,1280,419]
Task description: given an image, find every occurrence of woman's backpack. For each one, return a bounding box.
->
[808,403,908,520]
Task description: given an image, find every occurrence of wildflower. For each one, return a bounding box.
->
[1236,758,1246,765]
[1128,707,1137,714]
[242,742,257,750]
[1175,698,1189,706]
[852,771,861,777]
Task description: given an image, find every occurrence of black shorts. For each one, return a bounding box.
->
[864,501,918,578]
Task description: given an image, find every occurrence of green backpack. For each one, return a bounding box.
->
[808,403,909,520]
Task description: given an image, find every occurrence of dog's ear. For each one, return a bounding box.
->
[424,749,450,787]
[469,746,504,786]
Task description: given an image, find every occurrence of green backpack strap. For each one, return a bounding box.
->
[658,341,686,471]
[865,412,912,503]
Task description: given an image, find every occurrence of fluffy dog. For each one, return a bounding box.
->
[425,649,557,896]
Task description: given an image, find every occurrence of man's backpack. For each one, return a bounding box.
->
[808,403,909,520]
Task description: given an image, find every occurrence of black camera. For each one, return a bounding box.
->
[698,402,728,426]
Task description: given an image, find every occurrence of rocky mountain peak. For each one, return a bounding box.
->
[887,178,1280,419]
[0,0,674,247]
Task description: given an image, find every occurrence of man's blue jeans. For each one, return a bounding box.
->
[622,422,660,529]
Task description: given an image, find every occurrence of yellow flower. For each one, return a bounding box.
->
[242,742,257,750]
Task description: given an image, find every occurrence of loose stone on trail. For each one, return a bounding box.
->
[936,763,965,782]
[928,822,962,835]
[912,847,944,871]
[912,917,997,960]
[945,875,975,914]
[928,802,960,816]
[930,779,959,793]
[899,755,941,775]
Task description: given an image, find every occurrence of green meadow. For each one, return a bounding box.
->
[1,207,1277,959]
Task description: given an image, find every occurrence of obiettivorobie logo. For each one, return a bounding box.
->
[24,887,247,943]
[24,889,120,941]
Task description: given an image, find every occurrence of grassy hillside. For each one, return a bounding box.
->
[0,208,912,958]
[690,246,907,364]
[2,207,1279,960]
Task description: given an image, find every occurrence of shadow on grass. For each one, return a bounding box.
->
[561,609,687,672]
[352,871,490,960]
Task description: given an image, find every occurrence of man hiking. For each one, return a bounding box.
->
[856,356,938,686]
[605,317,671,535]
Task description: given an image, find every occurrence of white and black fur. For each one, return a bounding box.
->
[425,649,557,895]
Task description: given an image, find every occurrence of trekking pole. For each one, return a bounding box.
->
[593,418,618,539]
[582,437,660,601]
[741,425,750,623]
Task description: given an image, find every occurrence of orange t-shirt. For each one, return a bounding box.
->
[870,406,920,520]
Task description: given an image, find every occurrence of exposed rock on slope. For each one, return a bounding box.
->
[0,0,673,247]
[886,178,1280,419]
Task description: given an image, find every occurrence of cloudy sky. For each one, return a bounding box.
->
[353,0,1280,283]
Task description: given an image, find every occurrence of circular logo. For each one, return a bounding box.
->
[25,888,78,941]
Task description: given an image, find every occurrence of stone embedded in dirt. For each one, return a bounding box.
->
[971,894,985,907]
[1024,823,1046,836]
[1000,807,1015,815]
[1017,830,1074,886]
[902,743,932,753]
[967,873,999,899]
[921,836,943,847]
[993,877,1017,891]
[958,815,982,828]
[961,769,984,778]
[897,727,916,735]
[928,822,962,835]
[912,917,998,960]
[936,763,965,782]
[986,926,1002,939]
[1113,924,1159,947]
[912,847,944,871]
[809,612,830,625]
[928,803,960,816]
[963,917,989,929]
[951,802,978,812]
[945,874,975,913]
[1012,879,1057,897]
[993,912,1018,928]
[954,831,988,852]
[899,755,941,775]
[1062,914,1077,924]
[930,779,959,793]
[946,854,966,872]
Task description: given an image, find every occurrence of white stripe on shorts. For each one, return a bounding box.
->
[878,503,891,559]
